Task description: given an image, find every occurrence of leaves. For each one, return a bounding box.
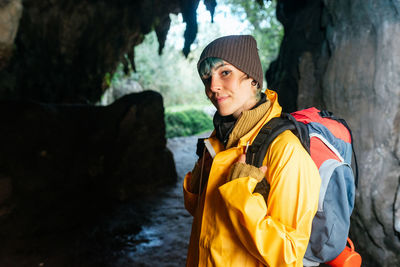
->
[221,0,283,76]
[108,1,283,107]
[165,109,213,138]
[110,16,209,107]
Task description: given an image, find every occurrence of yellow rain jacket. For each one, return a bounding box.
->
[183,90,321,267]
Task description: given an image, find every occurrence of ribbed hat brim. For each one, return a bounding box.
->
[197,35,263,88]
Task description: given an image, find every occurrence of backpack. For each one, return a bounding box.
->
[246,107,360,266]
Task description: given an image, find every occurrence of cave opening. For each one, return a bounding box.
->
[0,1,284,266]
[3,0,399,266]
[93,2,284,265]
[99,0,283,138]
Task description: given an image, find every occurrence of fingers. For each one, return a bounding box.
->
[237,153,246,163]
[238,153,267,175]
[259,165,267,174]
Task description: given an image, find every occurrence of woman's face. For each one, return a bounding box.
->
[202,61,257,118]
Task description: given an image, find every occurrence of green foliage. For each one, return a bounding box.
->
[104,72,112,87]
[221,0,283,74]
[110,14,213,108]
[165,109,213,138]
[106,1,283,138]
[108,2,283,107]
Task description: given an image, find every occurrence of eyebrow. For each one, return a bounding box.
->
[213,62,230,71]
[201,62,232,80]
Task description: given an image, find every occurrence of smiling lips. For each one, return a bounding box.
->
[216,96,229,103]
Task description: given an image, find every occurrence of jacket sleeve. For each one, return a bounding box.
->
[218,131,321,267]
[183,149,213,216]
[183,171,199,216]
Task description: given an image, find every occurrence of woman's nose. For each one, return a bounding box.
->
[210,76,221,92]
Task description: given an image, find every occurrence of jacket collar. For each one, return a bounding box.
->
[209,90,282,150]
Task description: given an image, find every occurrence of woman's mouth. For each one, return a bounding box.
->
[216,96,229,103]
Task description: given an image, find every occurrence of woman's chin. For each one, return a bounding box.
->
[217,109,232,117]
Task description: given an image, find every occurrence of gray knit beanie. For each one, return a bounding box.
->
[197,35,263,89]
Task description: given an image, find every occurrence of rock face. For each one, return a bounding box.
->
[0,0,22,71]
[0,90,176,235]
[2,0,399,265]
[268,0,400,265]
[0,0,216,103]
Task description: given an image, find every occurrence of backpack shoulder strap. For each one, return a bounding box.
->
[282,113,310,152]
[246,116,295,167]
[246,114,310,168]
[246,114,310,204]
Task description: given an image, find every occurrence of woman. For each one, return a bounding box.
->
[183,35,321,267]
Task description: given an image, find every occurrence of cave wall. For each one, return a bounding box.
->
[0,0,204,260]
[268,0,400,266]
[0,0,215,103]
[3,0,399,265]
[0,0,22,71]
[0,0,223,245]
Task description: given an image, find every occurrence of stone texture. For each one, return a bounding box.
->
[0,0,22,70]
[268,0,400,265]
[266,0,329,113]
[0,0,216,103]
[0,90,176,236]
[1,0,399,265]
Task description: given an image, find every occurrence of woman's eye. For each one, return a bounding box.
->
[221,70,231,76]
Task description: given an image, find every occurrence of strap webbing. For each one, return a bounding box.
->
[246,116,303,167]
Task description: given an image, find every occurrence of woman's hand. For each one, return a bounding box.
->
[227,154,267,182]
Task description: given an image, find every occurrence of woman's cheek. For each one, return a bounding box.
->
[205,88,212,99]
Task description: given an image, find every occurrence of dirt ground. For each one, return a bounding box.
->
[113,133,206,266]
[0,132,348,266]
[0,134,203,267]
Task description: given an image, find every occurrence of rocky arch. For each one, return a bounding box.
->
[0,0,216,103]
[0,0,400,266]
